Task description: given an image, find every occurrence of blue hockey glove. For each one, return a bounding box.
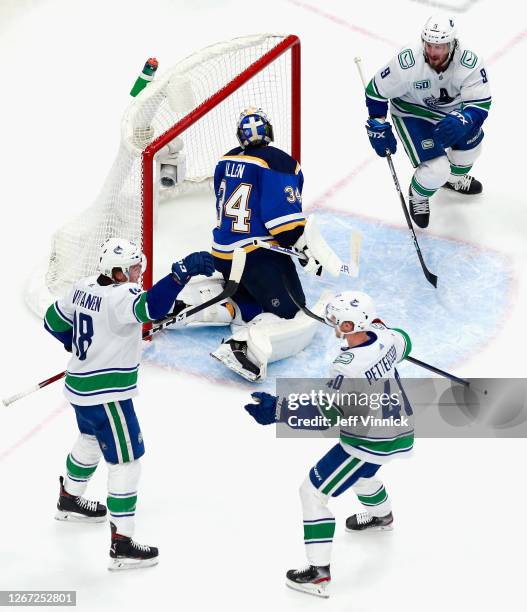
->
[244,392,278,425]
[366,118,397,157]
[172,251,215,284]
[434,110,473,148]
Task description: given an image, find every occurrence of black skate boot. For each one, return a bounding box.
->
[108,522,159,571]
[443,174,483,194]
[210,338,262,382]
[55,476,107,523]
[286,565,331,598]
[408,186,430,228]
[345,511,394,532]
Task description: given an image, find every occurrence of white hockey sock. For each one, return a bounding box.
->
[107,460,141,537]
[353,477,392,517]
[300,478,335,566]
[64,434,102,497]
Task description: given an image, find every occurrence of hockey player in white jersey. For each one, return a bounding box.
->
[44,238,214,570]
[244,291,413,598]
[365,15,491,228]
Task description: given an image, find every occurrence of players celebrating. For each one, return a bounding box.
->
[44,237,214,570]
[244,291,413,598]
[364,15,491,228]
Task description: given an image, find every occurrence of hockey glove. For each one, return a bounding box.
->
[244,392,278,425]
[434,110,473,148]
[366,118,397,157]
[172,251,215,285]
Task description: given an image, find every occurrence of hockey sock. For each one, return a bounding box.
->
[448,162,473,184]
[300,478,335,567]
[64,434,102,496]
[353,477,392,517]
[107,460,141,537]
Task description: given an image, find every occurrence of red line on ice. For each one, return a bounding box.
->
[0,403,68,463]
[286,0,400,48]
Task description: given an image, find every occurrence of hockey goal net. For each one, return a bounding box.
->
[26,33,300,316]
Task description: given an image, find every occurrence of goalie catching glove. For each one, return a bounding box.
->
[294,215,342,278]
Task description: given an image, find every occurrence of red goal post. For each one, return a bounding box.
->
[141,34,301,293]
[25,34,301,316]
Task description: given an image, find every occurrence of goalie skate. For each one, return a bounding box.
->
[210,339,262,382]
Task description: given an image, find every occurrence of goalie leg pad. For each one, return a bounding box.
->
[178,277,234,326]
[211,293,329,381]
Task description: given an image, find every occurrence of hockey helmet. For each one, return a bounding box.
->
[98,237,146,281]
[324,291,376,334]
[422,15,457,64]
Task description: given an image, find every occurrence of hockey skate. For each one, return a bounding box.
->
[345,511,393,532]
[286,564,331,598]
[210,338,262,382]
[408,186,430,228]
[108,522,159,571]
[443,174,483,195]
[55,476,107,523]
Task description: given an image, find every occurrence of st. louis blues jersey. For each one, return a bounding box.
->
[211,145,305,260]
[366,41,491,128]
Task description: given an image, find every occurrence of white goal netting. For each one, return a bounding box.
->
[26,33,298,316]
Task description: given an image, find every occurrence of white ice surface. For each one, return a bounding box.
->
[1,1,526,611]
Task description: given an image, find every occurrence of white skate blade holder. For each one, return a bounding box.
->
[286,579,330,599]
[345,523,394,533]
[108,557,159,572]
[55,510,107,524]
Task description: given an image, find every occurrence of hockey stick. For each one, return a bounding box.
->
[2,249,247,407]
[354,57,438,289]
[253,233,361,278]
[283,276,470,387]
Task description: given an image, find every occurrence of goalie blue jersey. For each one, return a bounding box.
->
[211,145,306,260]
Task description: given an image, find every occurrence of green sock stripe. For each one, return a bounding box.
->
[393,116,420,167]
[107,402,130,463]
[391,328,412,359]
[449,163,472,176]
[411,176,437,198]
[303,521,336,541]
[321,457,361,495]
[358,487,388,506]
[107,495,137,513]
[66,454,98,480]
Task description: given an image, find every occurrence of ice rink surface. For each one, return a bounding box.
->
[1,1,526,610]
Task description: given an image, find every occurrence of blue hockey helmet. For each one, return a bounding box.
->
[236,107,274,148]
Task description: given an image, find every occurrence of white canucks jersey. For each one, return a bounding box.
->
[327,323,414,465]
[44,276,154,406]
[366,41,491,125]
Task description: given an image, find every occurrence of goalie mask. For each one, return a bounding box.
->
[98,238,146,281]
[236,107,274,148]
[324,291,376,335]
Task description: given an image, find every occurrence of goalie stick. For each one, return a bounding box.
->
[354,56,438,289]
[283,276,470,388]
[3,248,247,407]
[253,230,362,278]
